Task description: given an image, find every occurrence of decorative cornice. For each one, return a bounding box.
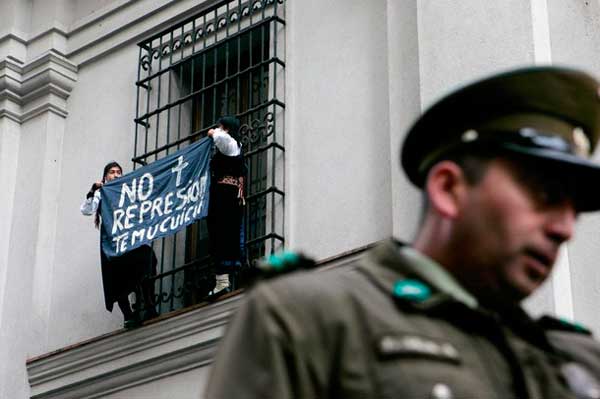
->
[0,0,234,70]
[68,0,216,66]
[2,1,227,69]
[21,102,70,123]
[28,27,69,45]
[0,32,28,45]
[69,0,139,35]
[0,108,22,123]
[0,51,77,123]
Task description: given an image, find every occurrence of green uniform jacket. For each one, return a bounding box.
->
[206,239,600,399]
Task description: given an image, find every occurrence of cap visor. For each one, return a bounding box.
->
[501,143,600,212]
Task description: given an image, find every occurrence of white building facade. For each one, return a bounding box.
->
[2,0,600,397]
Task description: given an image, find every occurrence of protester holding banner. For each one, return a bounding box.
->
[207,116,247,295]
[81,161,158,329]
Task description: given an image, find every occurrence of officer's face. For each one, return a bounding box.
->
[455,158,576,301]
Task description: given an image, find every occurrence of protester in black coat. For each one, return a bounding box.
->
[81,161,157,328]
[207,116,246,294]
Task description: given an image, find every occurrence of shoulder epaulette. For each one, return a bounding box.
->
[254,250,316,279]
[538,315,592,336]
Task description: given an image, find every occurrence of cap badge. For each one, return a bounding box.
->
[461,129,479,143]
[572,127,591,158]
[432,383,454,399]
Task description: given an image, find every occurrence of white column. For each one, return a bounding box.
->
[530,0,576,319]
[0,98,21,334]
[551,246,574,319]
[0,49,77,399]
[386,0,422,241]
[530,0,552,64]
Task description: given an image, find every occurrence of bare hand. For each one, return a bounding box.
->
[93,181,104,191]
[207,128,215,137]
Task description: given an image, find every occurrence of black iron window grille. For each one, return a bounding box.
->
[133,0,286,317]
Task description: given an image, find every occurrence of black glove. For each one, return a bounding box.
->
[86,183,101,199]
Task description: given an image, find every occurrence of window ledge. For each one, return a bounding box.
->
[26,242,373,399]
[27,293,242,399]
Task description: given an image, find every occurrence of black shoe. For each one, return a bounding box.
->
[212,286,231,296]
[123,313,141,329]
[206,287,231,302]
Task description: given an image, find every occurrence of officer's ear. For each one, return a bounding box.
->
[425,160,469,219]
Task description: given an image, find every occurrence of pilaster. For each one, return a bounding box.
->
[0,47,77,399]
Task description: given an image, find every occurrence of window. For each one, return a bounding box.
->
[134,0,285,315]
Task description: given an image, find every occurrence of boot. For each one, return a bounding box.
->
[118,297,140,329]
[212,274,231,296]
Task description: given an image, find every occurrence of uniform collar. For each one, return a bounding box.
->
[358,239,478,309]
[358,239,557,349]
[400,246,479,309]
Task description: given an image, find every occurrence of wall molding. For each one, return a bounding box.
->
[0,51,77,123]
[67,0,221,67]
[0,32,28,46]
[3,0,218,67]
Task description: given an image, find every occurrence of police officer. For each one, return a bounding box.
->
[205,66,600,399]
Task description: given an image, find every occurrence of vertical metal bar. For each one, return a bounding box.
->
[249,23,253,112]
[178,67,185,145]
[144,42,153,308]
[190,20,196,129]
[200,55,206,129]
[203,13,207,51]
[198,14,208,299]
[237,0,245,255]
[156,34,166,311]
[271,16,279,252]
[137,43,150,312]
[273,22,278,104]
[134,45,142,171]
[212,9,218,123]
[178,30,187,308]
[176,61,186,309]
[166,31,174,156]
[201,13,207,128]
[180,23,185,61]
[270,120,276,253]
[170,235,177,311]
[192,17,197,55]
[258,11,269,254]
[236,0,242,115]
[187,19,196,308]
[143,43,152,163]
[260,22,265,106]
[225,1,230,114]
[155,35,163,162]
[280,0,285,254]
[268,22,275,253]
[168,29,183,313]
